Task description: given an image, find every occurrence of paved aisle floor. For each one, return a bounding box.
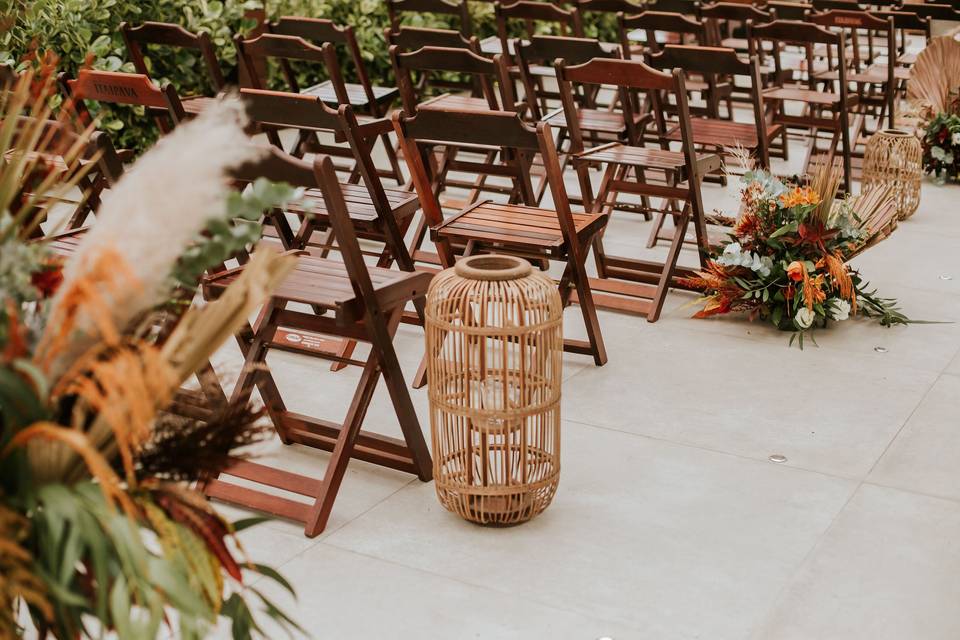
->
[207,130,960,640]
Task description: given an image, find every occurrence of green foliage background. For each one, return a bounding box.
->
[0,0,614,152]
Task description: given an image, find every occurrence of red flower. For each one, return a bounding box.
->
[31,265,63,298]
[787,261,805,282]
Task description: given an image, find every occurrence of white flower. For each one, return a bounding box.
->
[795,307,816,329]
[952,132,960,146]
[828,298,851,321]
[945,152,955,164]
[932,145,946,161]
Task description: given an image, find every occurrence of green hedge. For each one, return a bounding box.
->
[1,0,612,153]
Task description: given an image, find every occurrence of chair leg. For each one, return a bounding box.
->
[648,205,691,323]
[562,253,608,366]
[380,131,405,186]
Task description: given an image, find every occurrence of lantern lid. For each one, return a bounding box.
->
[454,254,532,281]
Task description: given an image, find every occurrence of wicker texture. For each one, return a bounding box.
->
[862,129,922,221]
[426,255,563,525]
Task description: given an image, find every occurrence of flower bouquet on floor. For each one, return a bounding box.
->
[680,160,907,347]
[921,105,960,182]
[0,67,305,638]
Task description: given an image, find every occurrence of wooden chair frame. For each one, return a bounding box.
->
[203,150,433,538]
[557,57,720,321]
[394,106,609,365]
[489,0,586,56]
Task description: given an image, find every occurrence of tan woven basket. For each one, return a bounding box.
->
[425,254,563,526]
[862,129,922,220]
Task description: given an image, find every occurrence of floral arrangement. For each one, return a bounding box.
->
[681,162,907,347]
[921,106,960,182]
[0,69,304,638]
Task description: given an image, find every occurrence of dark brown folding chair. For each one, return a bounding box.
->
[386,0,474,37]
[618,10,708,59]
[574,0,647,25]
[698,2,774,51]
[807,9,896,130]
[556,57,720,321]
[766,1,813,19]
[394,107,609,365]
[235,33,404,184]
[384,25,483,97]
[202,149,433,538]
[484,0,586,56]
[267,16,405,183]
[875,9,931,70]
[748,19,857,192]
[647,0,701,13]
[120,21,226,118]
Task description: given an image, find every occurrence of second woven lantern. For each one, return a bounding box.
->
[425,254,563,525]
[862,128,922,220]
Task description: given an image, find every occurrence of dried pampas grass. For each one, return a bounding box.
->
[40,96,263,381]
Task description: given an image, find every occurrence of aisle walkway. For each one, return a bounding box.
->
[212,135,960,639]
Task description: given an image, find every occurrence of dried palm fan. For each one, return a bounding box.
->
[845,185,900,259]
[906,35,960,116]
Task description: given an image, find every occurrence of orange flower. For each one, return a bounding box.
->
[787,261,805,282]
[779,186,821,209]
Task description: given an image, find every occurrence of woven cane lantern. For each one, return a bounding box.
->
[425,254,563,525]
[862,129,922,220]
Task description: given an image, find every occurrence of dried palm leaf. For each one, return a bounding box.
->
[906,35,960,116]
[0,502,50,637]
[846,185,899,259]
[808,157,843,225]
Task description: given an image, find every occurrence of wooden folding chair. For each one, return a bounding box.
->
[120,21,226,118]
[748,19,857,192]
[384,25,483,96]
[386,0,474,37]
[807,9,897,130]
[202,150,433,538]
[646,0,700,13]
[574,0,647,26]
[558,57,721,320]
[619,9,708,59]
[766,1,813,19]
[390,43,523,217]
[267,16,405,184]
[698,2,774,52]
[484,0,586,56]
[876,9,931,70]
[235,33,404,184]
[394,107,609,365]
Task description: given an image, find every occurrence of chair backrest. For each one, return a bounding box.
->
[494,1,585,53]
[59,69,187,134]
[120,21,226,94]
[765,1,812,19]
[875,9,932,54]
[386,0,474,36]
[811,0,863,11]
[648,44,771,163]
[384,25,478,51]
[897,3,960,21]
[646,0,700,14]
[698,2,775,47]
[235,32,334,94]
[389,45,516,112]
[515,35,620,118]
[393,107,576,243]
[748,19,847,88]
[574,0,646,19]
[269,17,380,109]
[807,9,894,70]
[618,10,707,56]
[239,87,399,238]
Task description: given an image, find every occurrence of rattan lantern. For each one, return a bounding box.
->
[425,254,563,525]
[862,129,923,220]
